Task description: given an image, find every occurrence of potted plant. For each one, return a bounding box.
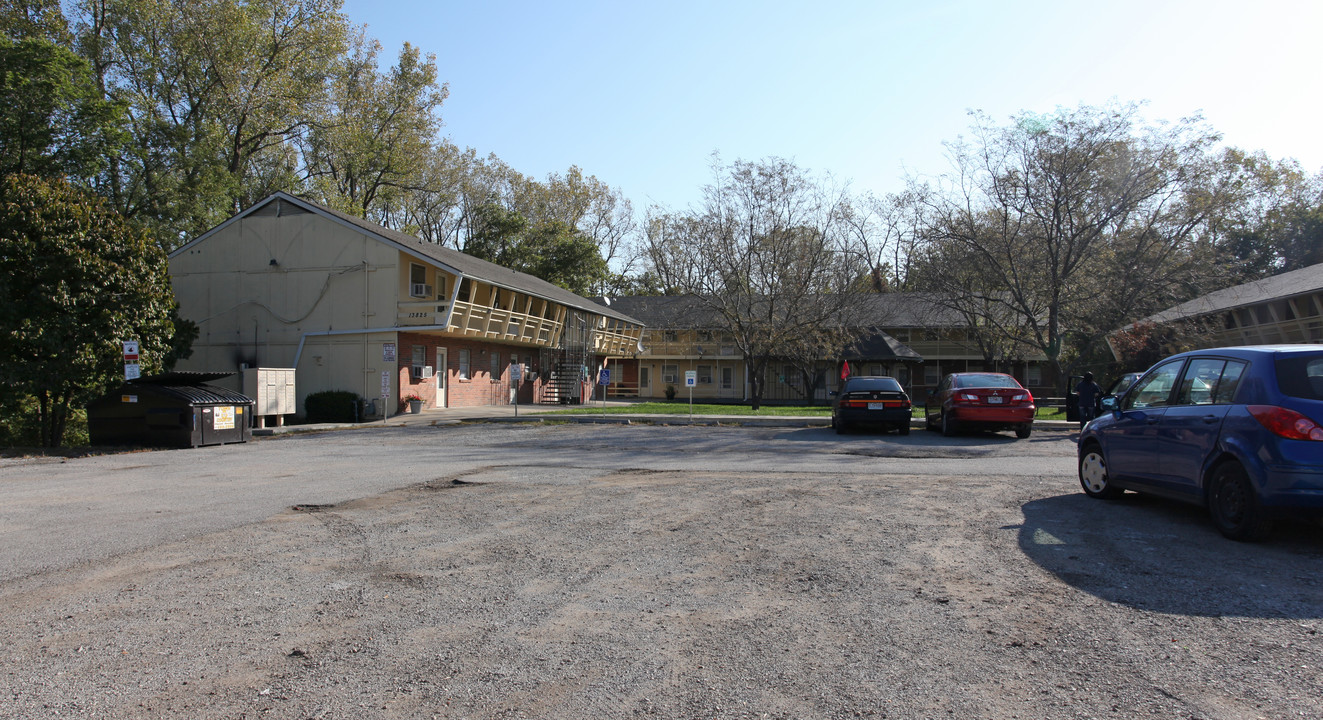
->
[404,393,423,413]
[664,384,676,401]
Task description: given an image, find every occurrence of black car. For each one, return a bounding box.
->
[831,376,912,435]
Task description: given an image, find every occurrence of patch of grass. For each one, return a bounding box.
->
[548,402,1070,420]
[545,402,832,417]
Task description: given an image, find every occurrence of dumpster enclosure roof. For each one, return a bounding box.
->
[120,373,252,406]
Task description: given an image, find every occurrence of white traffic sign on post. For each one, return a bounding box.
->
[123,340,140,381]
[684,370,696,387]
[381,370,390,398]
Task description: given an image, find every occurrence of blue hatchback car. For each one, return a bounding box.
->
[1078,345,1323,541]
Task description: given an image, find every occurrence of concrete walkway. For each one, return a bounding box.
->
[255,399,1079,435]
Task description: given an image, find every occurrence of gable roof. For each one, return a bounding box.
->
[605,294,925,362]
[601,296,726,329]
[1134,262,1323,327]
[604,292,966,329]
[171,192,642,326]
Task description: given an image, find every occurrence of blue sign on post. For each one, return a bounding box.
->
[599,368,611,386]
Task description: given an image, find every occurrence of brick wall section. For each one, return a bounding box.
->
[397,332,571,410]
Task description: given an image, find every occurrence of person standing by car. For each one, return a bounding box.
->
[1075,371,1102,427]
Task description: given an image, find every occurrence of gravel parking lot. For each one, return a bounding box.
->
[1,422,1320,719]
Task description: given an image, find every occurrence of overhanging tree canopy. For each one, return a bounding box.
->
[0,174,181,446]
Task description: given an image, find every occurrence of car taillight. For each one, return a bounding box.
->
[1248,405,1323,441]
[958,393,979,402]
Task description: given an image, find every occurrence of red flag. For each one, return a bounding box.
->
[841,360,850,381]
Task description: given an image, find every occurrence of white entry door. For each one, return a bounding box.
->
[436,348,448,407]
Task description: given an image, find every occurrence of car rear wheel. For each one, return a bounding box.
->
[941,412,957,437]
[835,419,850,435]
[897,423,910,436]
[1015,423,1032,439]
[1207,461,1273,542]
[1078,444,1122,499]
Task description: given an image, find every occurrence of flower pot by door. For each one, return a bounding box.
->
[407,399,423,414]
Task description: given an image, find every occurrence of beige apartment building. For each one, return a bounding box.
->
[168,193,644,416]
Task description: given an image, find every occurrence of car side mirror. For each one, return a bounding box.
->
[1100,395,1118,411]
[828,390,838,398]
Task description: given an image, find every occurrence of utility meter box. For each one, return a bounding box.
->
[242,367,296,428]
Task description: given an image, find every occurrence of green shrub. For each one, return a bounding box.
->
[0,396,88,447]
[304,390,361,423]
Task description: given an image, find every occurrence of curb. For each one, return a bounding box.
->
[255,415,1081,435]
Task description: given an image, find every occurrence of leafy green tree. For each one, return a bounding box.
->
[0,174,180,446]
[915,103,1232,387]
[1,0,71,43]
[644,157,872,409]
[464,202,528,263]
[1206,151,1323,277]
[71,0,349,244]
[464,204,609,295]
[0,36,125,181]
[516,220,609,296]
[303,37,446,218]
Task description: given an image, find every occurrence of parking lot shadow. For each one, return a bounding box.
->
[1015,493,1323,619]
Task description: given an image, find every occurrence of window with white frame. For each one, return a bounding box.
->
[697,364,712,384]
[458,349,470,380]
[1027,365,1042,386]
[409,263,429,298]
[662,364,678,383]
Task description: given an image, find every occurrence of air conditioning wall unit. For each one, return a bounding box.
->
[411,365,435,378]
[409,283,433,298]
[421,365,433,378]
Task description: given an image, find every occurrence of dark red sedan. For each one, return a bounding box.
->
[924,372,1036,439]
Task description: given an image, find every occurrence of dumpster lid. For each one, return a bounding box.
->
[147,383,252,405]
[130,371,235,386]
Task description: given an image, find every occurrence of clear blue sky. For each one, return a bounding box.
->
[341,0,1323,211]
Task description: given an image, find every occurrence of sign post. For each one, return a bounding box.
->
[685,370,697,423]
[380,370,390,422]
[598,367,611,410]
[510,362,522,417]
